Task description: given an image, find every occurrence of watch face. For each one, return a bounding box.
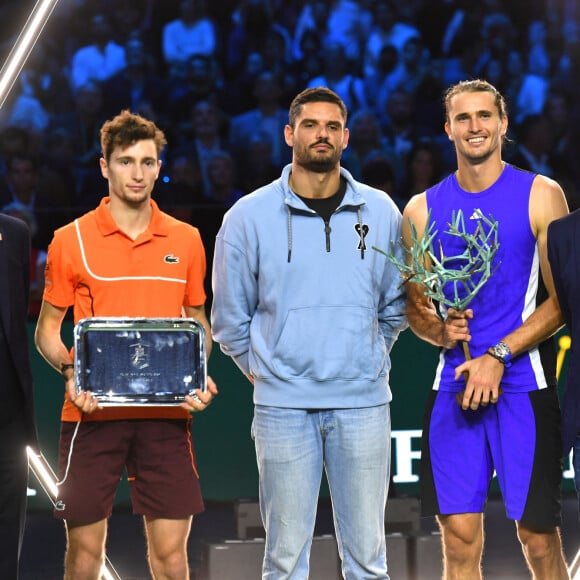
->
[494,342,510,359]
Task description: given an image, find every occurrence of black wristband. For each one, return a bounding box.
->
[61,363,74,377]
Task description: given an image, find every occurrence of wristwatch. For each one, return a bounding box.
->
[487,341,512,367]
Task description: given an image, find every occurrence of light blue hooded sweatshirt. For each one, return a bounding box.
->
[211,164,408,409]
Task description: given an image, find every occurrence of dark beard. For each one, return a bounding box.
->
[297,157,338,173]
[295,142,342,173]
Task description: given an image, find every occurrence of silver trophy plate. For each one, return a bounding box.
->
[73,317,207,405]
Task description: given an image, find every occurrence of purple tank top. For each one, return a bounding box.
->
[425,164,555,392]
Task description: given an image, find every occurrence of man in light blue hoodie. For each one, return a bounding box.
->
[211,87,407,579]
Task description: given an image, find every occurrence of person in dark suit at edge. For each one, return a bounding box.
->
[548,209,580,514]
[0,212,38,578]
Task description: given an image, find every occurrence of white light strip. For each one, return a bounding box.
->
[102,562,121,580]
[27,447,122,580]
[27,447,58,498]
[0,0,60,109]
[570,547,580,579]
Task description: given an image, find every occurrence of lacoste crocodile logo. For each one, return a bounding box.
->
[164,254,180,264]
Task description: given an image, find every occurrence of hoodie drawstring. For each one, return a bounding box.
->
[287,205,293,263]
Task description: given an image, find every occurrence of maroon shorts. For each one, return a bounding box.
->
[55,419,204,522]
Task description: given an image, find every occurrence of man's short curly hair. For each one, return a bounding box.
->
[100,110,167,162]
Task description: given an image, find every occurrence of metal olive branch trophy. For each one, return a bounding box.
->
[374,209,500,367]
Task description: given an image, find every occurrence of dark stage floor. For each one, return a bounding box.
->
[20,494,580,579]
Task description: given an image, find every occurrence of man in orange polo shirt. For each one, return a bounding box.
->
[35,110,217,579]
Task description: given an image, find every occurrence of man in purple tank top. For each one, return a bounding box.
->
[402,79,570,578]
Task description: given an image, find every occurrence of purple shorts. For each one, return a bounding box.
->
[55,419,204,522]
[420,387,562,527]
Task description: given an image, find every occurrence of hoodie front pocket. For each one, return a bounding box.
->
[271,305,386,381]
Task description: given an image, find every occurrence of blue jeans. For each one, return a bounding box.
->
[252,405,391,580]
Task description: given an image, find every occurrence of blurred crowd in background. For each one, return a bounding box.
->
[1,0,580,315]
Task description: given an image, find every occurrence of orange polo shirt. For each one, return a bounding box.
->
[43,197,207,422]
